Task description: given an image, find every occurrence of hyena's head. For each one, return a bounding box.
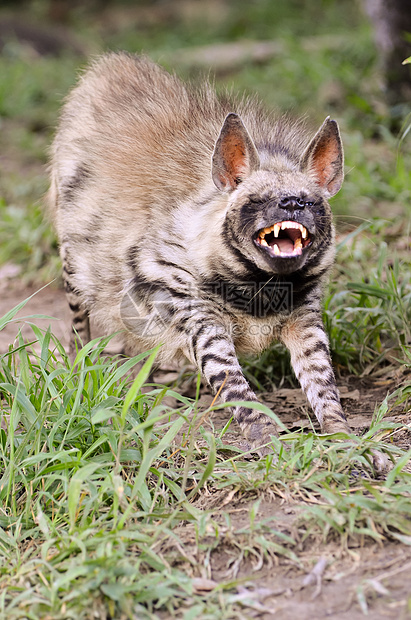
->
[212,113,344,276]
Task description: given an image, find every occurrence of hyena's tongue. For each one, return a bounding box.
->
[273,238,294,254]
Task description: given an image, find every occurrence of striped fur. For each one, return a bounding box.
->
[48,52,350,453]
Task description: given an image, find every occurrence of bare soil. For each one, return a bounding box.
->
[170,497,411,619]
[1,278,410,619]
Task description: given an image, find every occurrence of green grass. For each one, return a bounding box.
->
[326,224,411,372]
[0,0,410,617]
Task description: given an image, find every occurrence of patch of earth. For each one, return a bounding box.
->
[0,279,70,350]
[161,494,411,619]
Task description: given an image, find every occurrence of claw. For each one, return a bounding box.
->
[242,420,278,458]
[371,449,391,477]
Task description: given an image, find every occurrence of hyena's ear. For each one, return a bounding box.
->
[300,117,344,198]
[212,113,260,192]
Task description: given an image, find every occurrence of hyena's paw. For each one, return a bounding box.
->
[321,417,351,434]
[371,449,392,477]
[68,341,79,365]
[236,408,279,458]
[321,417,391,477]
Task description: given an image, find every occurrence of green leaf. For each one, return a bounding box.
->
[68,462,106,530]
[197,433,216,490]
[121,346,160,422]
[128,413,186,510]
[346,282,393,299]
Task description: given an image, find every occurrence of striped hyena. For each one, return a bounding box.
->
[48,51,352,454]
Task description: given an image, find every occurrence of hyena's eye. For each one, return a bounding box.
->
[305,201,314,207]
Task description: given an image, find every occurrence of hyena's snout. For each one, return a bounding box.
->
[250,199,318,273]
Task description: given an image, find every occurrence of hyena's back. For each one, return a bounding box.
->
[51,52,307,223]
[50,53,223,339]
[52,54,226,214]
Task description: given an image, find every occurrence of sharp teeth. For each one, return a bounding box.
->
[273,244,280,255]
[259,222,308,246]
[281,221,298,230]
[294,237,302,250]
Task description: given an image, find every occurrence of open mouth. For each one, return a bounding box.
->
[255,220,311,257]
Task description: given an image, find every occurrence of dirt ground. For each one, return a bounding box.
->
[170,497,411,619]
[1,275,410,619]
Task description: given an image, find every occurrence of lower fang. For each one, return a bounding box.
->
[260,238,268,247]
[273,244,280,255]
[294,238,302,250]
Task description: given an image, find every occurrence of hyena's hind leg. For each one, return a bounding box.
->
[65,282,90,362]
[61,249,90,362]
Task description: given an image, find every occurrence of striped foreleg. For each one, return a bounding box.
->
[281,312,350,433]
[186,316,278,453]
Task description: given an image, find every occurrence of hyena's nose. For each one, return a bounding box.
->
[279,196,305,210]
